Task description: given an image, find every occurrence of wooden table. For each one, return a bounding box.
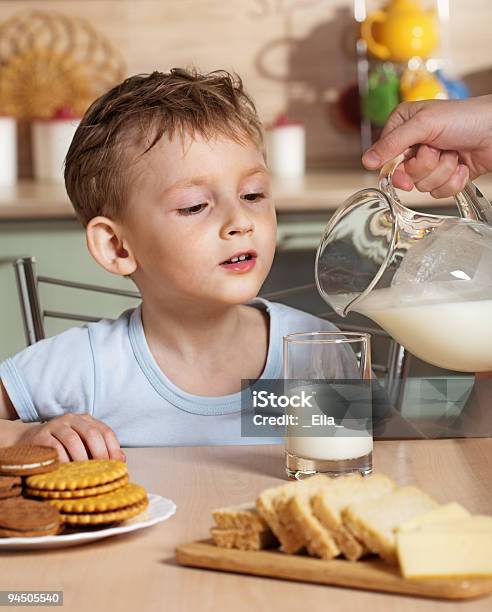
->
[2,440,491,611]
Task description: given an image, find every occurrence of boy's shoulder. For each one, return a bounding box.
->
[9,307,135,361]
[1,307,136,393]
[252,298,340,334]
[0,308,137,423]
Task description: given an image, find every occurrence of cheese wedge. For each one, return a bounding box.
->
[397,529,492,579]
[397,502,470,532]
[411,516,492,532]
[342,486,438,564]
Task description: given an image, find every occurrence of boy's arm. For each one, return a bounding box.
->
[0,379,125,461]
[1,379,16,419]
[0,380,39,445]
[0,328,125,460]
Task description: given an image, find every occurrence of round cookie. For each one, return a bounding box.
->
[0,476,22,499]
[0,445,58,476]
[0,476,21,490]
[47,483,147,514]
[60,497,149,525]
[0,487,22,499]
[0,497,61,537]
[25,459,127,491]
[25,475,129,499]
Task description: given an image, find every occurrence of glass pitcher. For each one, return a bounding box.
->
[315,154,492,372]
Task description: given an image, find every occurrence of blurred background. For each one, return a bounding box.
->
[1,0,491,174]
[0,0,490,426]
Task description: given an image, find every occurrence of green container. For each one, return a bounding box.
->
[362,64,400,126]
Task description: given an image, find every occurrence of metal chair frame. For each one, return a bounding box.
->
[13,256,409,406]
[13,257,140,346]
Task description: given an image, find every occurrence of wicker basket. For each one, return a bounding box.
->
[0,10,126,119]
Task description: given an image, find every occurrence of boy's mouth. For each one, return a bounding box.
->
[220,250,257,272]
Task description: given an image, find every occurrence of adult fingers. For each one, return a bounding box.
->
[379,101,423,139]
[404,146,442,184]
[413,151,459,193]
[362,105,432,169]
[391,167,414,190]
[430,164,469,198]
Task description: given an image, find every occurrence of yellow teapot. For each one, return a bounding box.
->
[400,66,447,101]
[361,0,438,62]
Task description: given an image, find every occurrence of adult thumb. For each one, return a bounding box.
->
[362,114,430,170]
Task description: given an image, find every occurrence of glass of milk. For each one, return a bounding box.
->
[283,331,373,479]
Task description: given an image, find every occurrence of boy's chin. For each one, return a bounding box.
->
[213,286,262,306]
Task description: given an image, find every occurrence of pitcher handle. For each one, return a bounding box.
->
[378,153,492,226]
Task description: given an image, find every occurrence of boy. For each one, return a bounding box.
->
[0,68,357,461]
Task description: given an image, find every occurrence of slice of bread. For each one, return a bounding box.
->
[312,473,396,561]
[212,502,268,531]
[342,485,438,564]
[256,475,328,553]
[210,527,278,551]
[283,486,340,559]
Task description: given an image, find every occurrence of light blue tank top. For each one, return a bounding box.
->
[0,299,356,447]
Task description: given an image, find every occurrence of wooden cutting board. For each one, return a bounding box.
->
[175,540,492,601]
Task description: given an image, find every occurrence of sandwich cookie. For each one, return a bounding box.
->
[0,497,61,537]
[47,483,149,525]
[25,459,128,491]
[0,445,58,476]
[25,475,129,499]
[60,498,148,525]
[0,476,22,499]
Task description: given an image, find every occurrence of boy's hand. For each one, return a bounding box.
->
[16,413,126,464]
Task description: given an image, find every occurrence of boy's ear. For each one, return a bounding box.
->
[86,216,137,276]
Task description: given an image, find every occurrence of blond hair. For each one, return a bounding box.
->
[64,68,264,226]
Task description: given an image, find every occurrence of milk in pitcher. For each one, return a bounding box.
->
[353,285,492,372]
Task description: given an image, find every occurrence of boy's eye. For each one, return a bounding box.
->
[242,193,265,202]
[177,203,208,216]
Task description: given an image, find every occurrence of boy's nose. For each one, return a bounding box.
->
[219,201,255,238]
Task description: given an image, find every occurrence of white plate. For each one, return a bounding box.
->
[0,493,176,550]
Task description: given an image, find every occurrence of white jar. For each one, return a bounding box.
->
[0,116,17,185]
[32,118,80,183]
[266,117,306,178]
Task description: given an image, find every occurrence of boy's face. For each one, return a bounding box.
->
[122,132,277,307]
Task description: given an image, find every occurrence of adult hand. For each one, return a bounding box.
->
[362,95,492,198]
[16,413,126,463]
